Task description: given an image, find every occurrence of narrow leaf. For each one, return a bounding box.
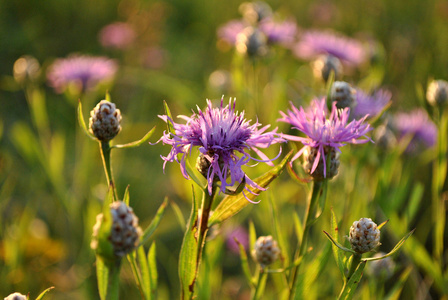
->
[323,231,356,254]
[330,209,345,276]
[35,287,54,300]
[338,261,366,300]
[385,266,412,300]
[137,246,151,299]
[141,197,169,245]
[112,126,156,149]
[123,185,130,206]
[77,100,96,140]
[170,200,186,230]
[148,242,158,299]
[163,100,175,134]
[209,150,293,226]
[96,256,120,300]
[377,219,389,230]
[235,238,255,287]
[293,212,303,245]
[185,159,206,189]
[363,229,415,262]
[249,220,257,252]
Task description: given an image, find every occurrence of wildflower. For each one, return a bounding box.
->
[99,22,136,50]
[293,30,367,67]
[91,201,142,258]
[349,218,380,254]
[226,226,249,254]
[278,98,372,179]
[330,81,356,110]
[258,18,298,46]
[252,235,280,267]
[158,97,284,199]
[392,109,437,153]
[4,293,27,300]
[89,100,122,142]
[352,88,392,120]
[47,55,117,93]
[426,79,448,107]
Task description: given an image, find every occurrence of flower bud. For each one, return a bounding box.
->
[252,235,280,267]
[91,201,142,258]
[236,27,268,57]
[239,1,272,24]
[349,218,380,254]
[367,252,395,279]
[330,81,356,109]
[13,56,41,84]
[312,55,343,82]
[303,146,340,181]
[426,79,448,107]
[89,100,122,141]
[4,293,27,300]
[196,153,230,180]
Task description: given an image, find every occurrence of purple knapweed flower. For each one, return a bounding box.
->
[218,20,248,45]
[158,97,284,201]
[226,226,249,254]
[293,30,367,66]
[353,88,392,120]
[99,22,136,50]
[392,109,437,153]
[47,55,118,93]
[278,98,372,178]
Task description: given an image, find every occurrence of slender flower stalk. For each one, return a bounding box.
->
[158,97,284,200]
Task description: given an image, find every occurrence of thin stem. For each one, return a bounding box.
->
[346,253,362,281]
[252,267,267,300]
[196,184,217,266]
[289,181,323,300]
[100,141,118,201]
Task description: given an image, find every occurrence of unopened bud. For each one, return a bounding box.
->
[312,55,343,82]
[89,100,122,141]
[303,146,340,181]
[252,235,280,267]
[330,81,356,109]
[239,1,272,24]
[426,79,448,107]
[349,218,380,254]
[236,27,268,57]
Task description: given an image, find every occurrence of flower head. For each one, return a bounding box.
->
[158,97,284,199]
[353,88,392,120]
[47,55,118,93]
[349,218,380,253]
[392,109,437,153]
[278,98,372,178]
[89,100,122,141]
[252,235,280,267]
[426,79,448,107]
[293,30,367,66]
[99,22,136,50]
[4,293,27,300]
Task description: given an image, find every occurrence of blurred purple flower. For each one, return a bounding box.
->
[226,226,249,254]
[392,109,437,152]
[278,98,372,177]
[353,89,392,120]
[99,22,136,50]
[47,55,118,93]
[158,97,284,200]
[217,18,297,47]
[293,30,367,66]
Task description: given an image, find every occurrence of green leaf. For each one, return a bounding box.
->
[123,185,130,206]
[323,231,356,254]
[77,100,96,140]
[96,256,120,300]
[377,219,389,230]
[95,187,115,261]
[137,246,151,299]
[128,251,146,299]
[185,159,206,189]
[141,197,169,245]
[338,261,366,300]
[293,211,303,245]
[325,70,335,110]
[208,150,293,226]
[385,266,412,300]
[112,126,156,149]
[362,229,415,262]
[148,242,158,299]
[330,208,345,276]
[105,92,112,102]
[35,287,55,300]
[170,199,186,230]
[235,238,255,287]
[314,178,328,220]
[268,192,289,267]
[163,100,175,134]
[249,220,257,252]
[179,187,200,300]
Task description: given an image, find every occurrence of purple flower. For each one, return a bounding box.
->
[353,88,392,120]
[99,22,136,50]
[293,30,367,66]
[217,20,247,45]
[47,55,118,93]
[226,226,249,254]
[392,109,437,153]
[158,97,284,200]
[278,98,372,177]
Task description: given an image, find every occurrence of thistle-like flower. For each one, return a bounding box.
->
[278,98,372,179]
[4,293,27,300]
[89,100,122,142]
[91,201,142,258]
[158,97,284,199]
[46,55,117,93]
[293,30,367,67]
[349,218,380,254]
[352,88,392,120]
[252,235,280,267]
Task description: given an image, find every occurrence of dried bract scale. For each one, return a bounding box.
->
[303,145,340,181]
[236,27,268,57]
[426,79,448,107]
[331,81,356,109]
[349,218,380,254]
[312,54,343,82]
[252,235,280,267]
[4,293,27,300]
[89,100,122,141]
[91,201,142,257]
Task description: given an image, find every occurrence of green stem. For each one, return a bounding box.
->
[196,184,217,266]
[96,257,121,300]
[346,253,362,281]
[100,141,118,201]
[289,181,323,300]
[252,267,267,300]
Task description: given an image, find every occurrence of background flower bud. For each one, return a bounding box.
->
[89,100,122,142]
[252,235,280,267]
[331,81,356,109]
[349,218,380,254]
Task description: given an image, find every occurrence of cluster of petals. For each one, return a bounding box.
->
[158,97,284,198]
[47,55,118,93]
[352,88,392,120]
[293,30,367,66]
[278,98,372,177]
